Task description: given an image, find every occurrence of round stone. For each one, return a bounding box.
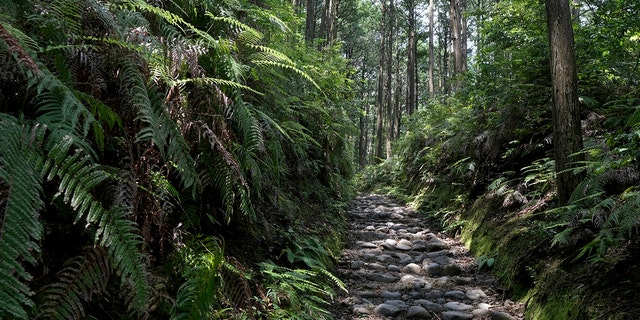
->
[466,289,487,300]
[407,305,431,318]
[374,304,400,316]
[444,290,466,300]
[443,301,473,311]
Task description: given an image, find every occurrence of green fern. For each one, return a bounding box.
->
[44,136,150,313]
[36,246,112,319]
[0,117,47,319]
[171,237,225,320]
[121,59,200,192]
[259,261,336,320]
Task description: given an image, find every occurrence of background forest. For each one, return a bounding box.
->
[1,0,640,319]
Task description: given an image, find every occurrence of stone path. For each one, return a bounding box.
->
[330,194,524,319]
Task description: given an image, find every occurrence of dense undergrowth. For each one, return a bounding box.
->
[0,0,354,319]
[357,1,640,318]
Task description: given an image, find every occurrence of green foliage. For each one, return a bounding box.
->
[171,237,226,320]
[0,0,355,318]
[0,118,46,319]
[36,247,112,319]
[477,254,496,270]
[258,261,342,320]
[283,235,335,270]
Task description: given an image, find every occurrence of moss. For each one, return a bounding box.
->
[460,193,640,319]
[461,194,548,298]
[525,289,582,320]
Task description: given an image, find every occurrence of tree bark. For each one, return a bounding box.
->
[440,6,450,94]
[428,0,435,97]
[384,0,395,159]
[319,0,338,48]
[406,0,417,114]
[305,0,316,44]
[358,97,370,168]
[374,0,387,162]
[450,0,467,90]
[545,0,584,205]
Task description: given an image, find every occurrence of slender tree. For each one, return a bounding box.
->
[545,0,584,205]
[406,0,418,114]
[306,0,317,44]
[385,0,395,159]
[319,0,339,47]
[375,0,388,161]
[429,0,435,97]
[450,0,467,90]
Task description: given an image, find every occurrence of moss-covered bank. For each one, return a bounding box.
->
[460,194,640,319]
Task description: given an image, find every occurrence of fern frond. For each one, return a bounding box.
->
[196,120,255,221]
[0,21,40,74]
[0,117,47,319]
[252,60,321,91]
[44,136,150,313]
[249,8,291,33]
[170,77,261,95]
[46,0,83,39]
[260,262,336,319]
[171,237,225,320]
[36,246,112,319]
[219,258,253,311]
[245,43,295,66]
[126,0,222,51]
[96,206,150,312]
[44,136,107,223]
[205,13,263,40]
[122,59,200,192]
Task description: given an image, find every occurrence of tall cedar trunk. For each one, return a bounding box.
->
[319,0,338,48]
[428,0,435,97]
[394,10,402,140]
[441,7,450,94]
[374,0,387,162]
[406,0,417,114]
[359,99,370,168]
[384,0,395,160]
[545,0,584,205]
[450,0,466,90]
[305,0,316,44]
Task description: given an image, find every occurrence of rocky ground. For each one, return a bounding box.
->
[330,194,524,320]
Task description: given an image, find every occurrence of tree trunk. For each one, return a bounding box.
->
[319,0,338,48]
[359,98,370,168]
[428,0,435,97]
[406,0,417,114]
[384,0,395,160]
[374,0,387,162]
[305,0,316,44]
[440,6,450,94]
[545,0,584,205]
[450,0,467,90]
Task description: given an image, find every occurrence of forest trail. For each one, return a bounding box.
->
[330,194,524,320]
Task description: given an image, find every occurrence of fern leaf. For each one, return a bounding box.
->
[205,13,263,40]
[96,206,149,312]
[170,77,262,95]
[36,246,112,320]
[0,117,47,319]
[252,60,321,91]
[44,136,150,313]
[171,238,225,320]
